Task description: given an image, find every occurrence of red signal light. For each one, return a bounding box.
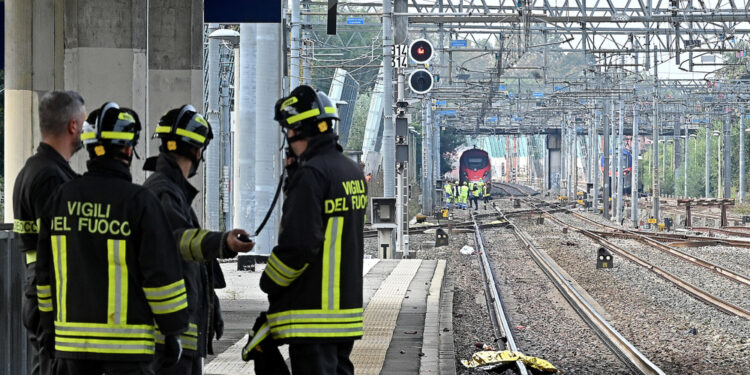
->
[417,47,425,55]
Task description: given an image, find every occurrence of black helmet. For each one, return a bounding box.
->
[82,102,141,158]
[275,85,339,138]
[154,104,213,154]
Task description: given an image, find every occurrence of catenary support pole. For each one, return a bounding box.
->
[205,24,221,230]
[603,99,610,219]
[593,108,600,212]
[617,98,624,223]
[382,0,395,197]
[651,53,660,222]
[684,124,688,198]
[290,0,301,88]
[723,111,732,199]
[741,109,746,203]
[632,104,640,226]
[705,121,711,197]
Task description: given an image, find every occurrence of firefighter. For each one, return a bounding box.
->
[471,182,480,210]
[444,181,453,208]
[460,182,469,210]
[13,91,85,375]
[143,104,255,374]
[250,85,367,374]
[36,102,188,374]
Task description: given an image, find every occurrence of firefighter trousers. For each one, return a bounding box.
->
[153,352,203,375]
[289,341,354,375]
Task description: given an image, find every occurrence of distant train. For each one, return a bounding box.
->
[459,147,491,186]
[600,149,633,194]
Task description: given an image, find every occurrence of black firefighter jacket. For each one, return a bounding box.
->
[36,158,189,362]
[143,153,234,357]
[13,143,78,330]
[258,133,367,345]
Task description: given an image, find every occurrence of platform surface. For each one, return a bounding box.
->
[204,258,452,375]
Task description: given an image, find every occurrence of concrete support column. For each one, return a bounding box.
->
[4,0,64,221]
[234,24,257,237]
[546,133,561,193]
[204,24,221,230]
[64,0,149,181]
[740,111,746,203]
[723,113,732,199]
[254,24,283,256]
[148,0,204,213]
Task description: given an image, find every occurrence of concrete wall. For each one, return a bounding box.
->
[148,0,204,219]
[4,0,205,221]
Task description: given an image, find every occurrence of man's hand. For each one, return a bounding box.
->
[226,229,255,253]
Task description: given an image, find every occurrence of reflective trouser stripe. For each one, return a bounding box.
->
[321,217,344,311]
[107,239,128,325]
[51,235,68,322]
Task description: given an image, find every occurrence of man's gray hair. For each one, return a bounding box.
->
[39,91,85,137]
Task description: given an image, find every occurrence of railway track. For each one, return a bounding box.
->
[474,206,665,374]
[521,198,750,321]
[471,212,528,375]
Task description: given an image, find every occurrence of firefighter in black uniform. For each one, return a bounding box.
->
[36,102,188,375]
[143,104,255,374]
[13,91,86,375]
[251,86,367,374]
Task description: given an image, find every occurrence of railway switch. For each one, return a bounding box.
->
[597,247,613,269]
[435,228,449,247]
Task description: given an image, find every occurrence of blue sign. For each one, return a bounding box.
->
[554,86,568,92]
[437,110,457,116]
[512,115,522,122]
[451,39,468,47]
[487,116,498,122]
[499,85,506,90]
[533,92,544,98]
[693,118,708,123]
[346,17,364,25]
[746,114,750,119]
[435,100,447,106]
[508,92,515,98]
[205,0,281,22]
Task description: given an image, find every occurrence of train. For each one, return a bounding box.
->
[600,149,633,194]
[459,147,491,186]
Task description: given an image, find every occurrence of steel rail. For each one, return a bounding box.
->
[491,205,665,375]
[471,212,528,375]
[539,210,750,321]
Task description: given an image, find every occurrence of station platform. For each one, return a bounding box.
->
[204,258,456,375]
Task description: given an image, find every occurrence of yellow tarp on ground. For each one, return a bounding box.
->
[461,350,558,373]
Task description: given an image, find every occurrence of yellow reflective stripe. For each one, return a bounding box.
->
[263,264,294,287]
[175,128,206,143]
[55,337,154,355]
[181,336,197,351]
[154,126,172,134]
[286,108,320,125]
[179,229,199,261]
[107,239,128,325]
[37,284,51,297]
[14,219,39,234]
[51,235,67,322]
[189,229,209,262]
[322,217,344,310]
[38,299,53,312]
[147,294,188,315]
[100,131,135,140]
[81,132,96,140]
[268,253,306,279]
[142,279,186,299]
[324,106,337,114]
[267,308,363,326]
[281,96,298,109]
[55,321,154,339]
[242,321,271,360]
[270,322,363,339]
[26,250,37,264]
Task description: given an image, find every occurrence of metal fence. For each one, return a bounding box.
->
[0,227,32,375]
